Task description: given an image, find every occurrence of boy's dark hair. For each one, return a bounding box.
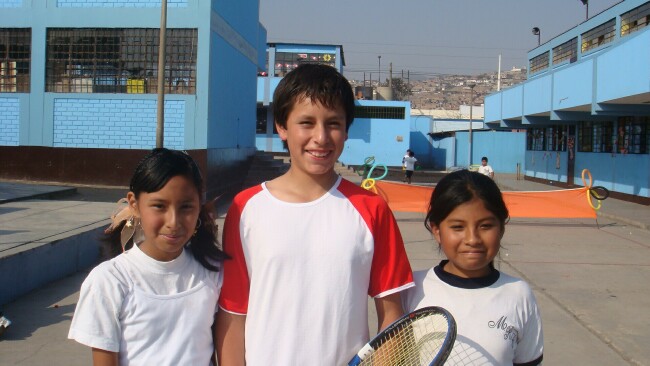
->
[103,148,229,271]
[273,64,355,147]
[482,156,488,162]
[408,151,415,157]
[425,170,508,232]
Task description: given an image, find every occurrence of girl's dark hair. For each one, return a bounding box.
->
[425,170,509,232]
[102,148,228,271]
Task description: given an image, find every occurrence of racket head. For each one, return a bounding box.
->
[348,306,457,366]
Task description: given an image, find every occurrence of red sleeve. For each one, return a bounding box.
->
[218,187,261,314]
[339,180,414,297]
[367,199,414,297]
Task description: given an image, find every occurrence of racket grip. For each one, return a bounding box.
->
[348,343,374,366]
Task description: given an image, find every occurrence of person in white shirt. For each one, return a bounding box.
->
[216,64,414,366]
[69,148,228,365]
[402,149,412,169]
[403,150,418,184]
[402,170,543,365]
[478,156,494,179]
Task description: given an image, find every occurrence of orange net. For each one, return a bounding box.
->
[371,180,597,219]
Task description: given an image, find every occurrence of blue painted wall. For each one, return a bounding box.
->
[596,29,650,103]
[341,101,411,167]
[410,115,434,167]
[0,0,263,151]
[208,34,257,149]
[552,60,593,110]
[0,98,19,145]
[52,98,185,149]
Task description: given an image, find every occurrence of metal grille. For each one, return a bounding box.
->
[527,127,546,151]
[552,37,577,65]
[0,28,30,93]
[545,125,568,151]
[621,1,650,36]
[529,51,549,75]
[591,121,613,153]
[617,117,648,154]
[577,122,593,152]
[46,28,197,94]
[581,19,616,53]
[355,106,405,120]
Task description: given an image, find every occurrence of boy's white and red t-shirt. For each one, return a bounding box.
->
[219,176,414,365]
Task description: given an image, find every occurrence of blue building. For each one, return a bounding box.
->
[0,0,266,198]
[256,42,411,167]
[485,0,650,203]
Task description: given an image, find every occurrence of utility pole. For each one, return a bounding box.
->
[467,82,476,166]
[377,55,381,87]
[156,0,168,148]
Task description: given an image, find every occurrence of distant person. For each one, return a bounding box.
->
[403,170,544,365]
[478,156,494,179]
[403,150,418,184]
[402,148,412,170]
[68,148,228,365]
[216,63,414,365]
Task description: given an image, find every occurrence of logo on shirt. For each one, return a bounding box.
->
[488,316,518,348]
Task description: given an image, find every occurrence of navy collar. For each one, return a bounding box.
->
[434,260,500,289]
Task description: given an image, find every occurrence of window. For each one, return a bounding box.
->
[354,106,405,119]
[273,52,336,77]
[581,19,616,53]
[592,121,614,153]
[616,117,648,154]
[545,125,568,151]
[552,37,577,65]
[527,128,545,151]
[256,105,271,134]
[529,52,549,74]
[0,28,30,93]
[527,125,567,151]
[578,121,614,153]
[46,28,197,94]
[621,1,650,36]
[578,122,593,152]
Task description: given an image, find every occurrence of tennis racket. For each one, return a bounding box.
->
[348,306,456,366]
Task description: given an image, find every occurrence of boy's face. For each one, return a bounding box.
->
[482,159,487,166]
[277,97,348,179]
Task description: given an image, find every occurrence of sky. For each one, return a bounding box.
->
[259,0,622,81]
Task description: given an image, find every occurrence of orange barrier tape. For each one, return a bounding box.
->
[372,180,597,219]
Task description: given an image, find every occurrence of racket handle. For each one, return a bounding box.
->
[348,343,374,366]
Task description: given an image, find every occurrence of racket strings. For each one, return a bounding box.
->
[360,313,451,366]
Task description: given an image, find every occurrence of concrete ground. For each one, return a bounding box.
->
[1,174,649,365]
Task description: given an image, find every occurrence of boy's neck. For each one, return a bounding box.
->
[266,168,340,203]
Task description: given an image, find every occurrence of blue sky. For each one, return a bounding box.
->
[259,0,621,80]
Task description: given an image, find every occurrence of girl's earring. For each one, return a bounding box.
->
[133,217,145,245]
[120,216,136,251]
[193,218,202,236]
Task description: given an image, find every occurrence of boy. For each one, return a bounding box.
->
[216,64,414,365]
[478,156,494,179]
[403,150,418,184]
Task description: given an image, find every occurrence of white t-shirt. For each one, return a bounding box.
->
[404,156,418,171]
[68,243,222,365]
[478,164,494,177]
[402,261,543,366]
[219,177,414,365]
